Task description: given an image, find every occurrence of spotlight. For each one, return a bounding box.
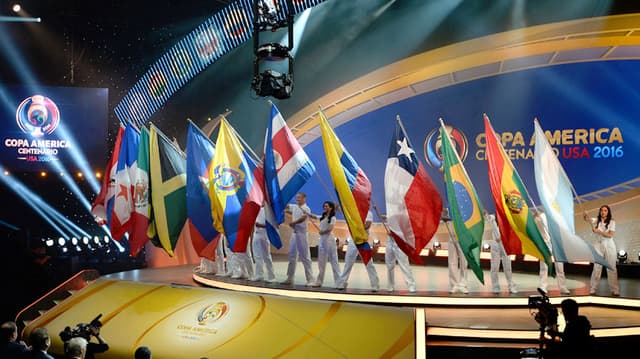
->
[82,236,89,245]
[433,240,441,250]
[71,237,78,246]
[93,236,100,244]
[617,250,627,264]
[12,4,21,13]
[251,0,295,100]
[57,237,66,246]
[45,239,54,247]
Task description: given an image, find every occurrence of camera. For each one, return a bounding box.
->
[59,314,103,342]
[529,288,558,327]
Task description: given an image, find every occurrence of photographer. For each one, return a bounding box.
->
[546,299,593,358]
[60,315,109,359]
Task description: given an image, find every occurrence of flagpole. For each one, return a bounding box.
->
[149,122,185,157]
[187,118,216,147]
[371,202,391,235]
[200,109,230,138]
[226,117,263,165]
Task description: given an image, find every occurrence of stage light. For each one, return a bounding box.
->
[104,236,110,243]
[76,172,84,178]
[57,237,66,246]
[75,245,82,252]
[617,250,627,264]
[40,171,47,177]
[251,0,295,100]
[71,237,78,246]
[3,170,8,175]
[96,172,102,179]
[12,4,21,13]
[82,236,89,245]
[45,239,54,247]
[433,240,441,250]
[93,236,100,244]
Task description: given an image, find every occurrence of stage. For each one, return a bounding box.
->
[18,255,640,358]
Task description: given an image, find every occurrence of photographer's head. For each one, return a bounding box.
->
[560,298,579,322]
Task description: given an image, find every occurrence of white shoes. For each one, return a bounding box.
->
[408,285,416,293]
[450,285,469,294]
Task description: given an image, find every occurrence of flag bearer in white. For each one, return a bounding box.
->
[442,208,469,294]
[308,201,341,287]
[583,205,619,296]
[282,192,315,286]
[337,210,380,291]
[251,206,276,282]
[484,210,518,294]
[534,210,570,295]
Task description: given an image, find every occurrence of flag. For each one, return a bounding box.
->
[484,114,553,270]
[384,118,442,264]
[533,119,609,267]
[263,102,315,248]
[439,119,484,284]
[319,111,373,264]
[128,126,151,257]
[111,123,140,241]
[91,125,125,226]
[149,124,188,257]
[208,118,263,252]
[186,120,221,260]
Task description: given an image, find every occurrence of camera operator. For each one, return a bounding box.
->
[545,299,593,358]
[60,315,108,359]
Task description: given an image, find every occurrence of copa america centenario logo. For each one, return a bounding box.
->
[423,124,469,171]
[196,302,229,325]
[16,95,60,137]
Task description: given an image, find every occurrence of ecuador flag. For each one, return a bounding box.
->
[484,114,553,270]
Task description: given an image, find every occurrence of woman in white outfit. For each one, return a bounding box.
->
[309,201,341,287]
[583,205,619,296]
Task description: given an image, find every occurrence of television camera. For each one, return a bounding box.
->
[59,314,103,342]
[529,288,558,328]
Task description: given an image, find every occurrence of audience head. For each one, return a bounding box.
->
[29,327,51,352]
[1,321,19,343]
[134,345,152,359]
[66,336,88,358]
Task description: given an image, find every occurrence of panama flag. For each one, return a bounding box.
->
[484,114,553,271]
[384,117,442,264]
[319,111,373,264]
[111,122,140,241]
[208,118,263,252]
[91,125,125,227]
[439,118,485,284]
[186,120,221,260]
[264,102,316,247]
[533,119,609,268]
